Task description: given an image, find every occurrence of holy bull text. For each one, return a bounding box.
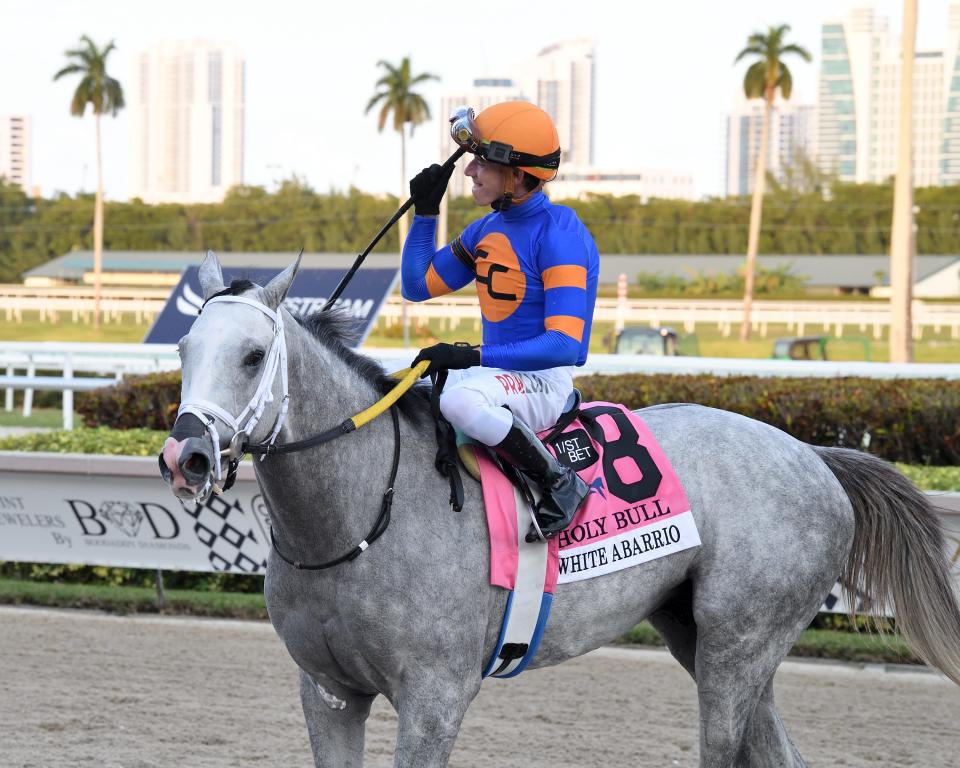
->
[557,498,673,549]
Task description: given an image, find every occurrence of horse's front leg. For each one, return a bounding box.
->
[299,669,376,768]
[393,672,483,767]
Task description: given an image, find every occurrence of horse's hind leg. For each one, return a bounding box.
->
[740,678,806,767]
[651,602,806,768]
[299,669,376,768]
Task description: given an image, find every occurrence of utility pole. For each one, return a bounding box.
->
[889,0,917,363]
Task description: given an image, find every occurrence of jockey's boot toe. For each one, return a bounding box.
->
[534,466,589,539]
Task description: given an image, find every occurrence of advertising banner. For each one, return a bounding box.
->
[0,456,269,573]
[1,455,958,609]
[144,266,397,344]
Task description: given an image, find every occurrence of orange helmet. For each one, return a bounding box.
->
[472,102,561,181]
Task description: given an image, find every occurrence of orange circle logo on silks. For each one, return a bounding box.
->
[474,232,526,322]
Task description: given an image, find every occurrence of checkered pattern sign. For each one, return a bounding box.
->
[182,494,268,573]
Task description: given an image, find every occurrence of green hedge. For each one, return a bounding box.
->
[0,562,263,593]
[76,370,960,465]
[77,370,181,430]
[0,426,166,455]
[576,373,960,466]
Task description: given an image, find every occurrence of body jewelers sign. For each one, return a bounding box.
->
[0,453,269,574]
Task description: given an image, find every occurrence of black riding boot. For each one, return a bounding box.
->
[492,414,589,541]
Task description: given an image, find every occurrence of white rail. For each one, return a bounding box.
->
[3,344,960,433]
[2,283,959,338]
[1,343,179,429]
[379,297,960,340]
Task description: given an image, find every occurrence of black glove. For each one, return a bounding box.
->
[410,163,455,216]
[411,342,481,377]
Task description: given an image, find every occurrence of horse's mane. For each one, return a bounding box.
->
[298,306,432,423]
[222,279,431,423]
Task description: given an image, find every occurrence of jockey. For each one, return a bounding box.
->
[401,101,600,540]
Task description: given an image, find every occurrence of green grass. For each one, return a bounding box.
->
[0,407,67,429]
[895,464,960,491]
[0,578,923,664]
[0,578,267,619]
[1,311,148,343]
[616,621,919,665]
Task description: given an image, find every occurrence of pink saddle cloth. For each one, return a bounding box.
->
[476,402,700,592]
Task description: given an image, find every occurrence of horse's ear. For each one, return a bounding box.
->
[261,251,302,310]
[198,250,226,300]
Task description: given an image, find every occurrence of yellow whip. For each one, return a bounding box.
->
[349,360,430,430]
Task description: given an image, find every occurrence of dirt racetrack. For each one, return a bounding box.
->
[1,606,958,767]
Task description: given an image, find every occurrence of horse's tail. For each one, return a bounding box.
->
[813,446,960,685]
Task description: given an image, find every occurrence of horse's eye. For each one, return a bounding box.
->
[243,349,265,367]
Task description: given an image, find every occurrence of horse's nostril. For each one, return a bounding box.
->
[181,451,210,483]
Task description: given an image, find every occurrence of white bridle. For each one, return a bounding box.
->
[176,294,290,488]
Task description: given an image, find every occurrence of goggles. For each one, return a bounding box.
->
[448,105,561,172]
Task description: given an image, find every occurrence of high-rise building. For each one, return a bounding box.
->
[939,4,960,184]
[130,40,245,204]
[0,114,30,192]
[523,38,595,167]
[437,39,693,203]
[438,39,597,194]
[817,4,960,186]
[724,100,816,196]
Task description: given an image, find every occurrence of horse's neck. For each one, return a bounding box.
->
[253,324,425,562]
[284,321,381,420]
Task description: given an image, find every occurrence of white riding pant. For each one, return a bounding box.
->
[439,366,574,446]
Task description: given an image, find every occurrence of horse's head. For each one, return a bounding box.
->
[159,250,300,502]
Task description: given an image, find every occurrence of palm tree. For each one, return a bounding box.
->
[366,57,437,347]
[54,35,124,330]
[734,25,811,341]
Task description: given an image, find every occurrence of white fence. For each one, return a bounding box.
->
[0,286,168,324]
[380,296,960,340]
[2,283,960,339]
[1,342,179,429]
[3,340,960,430]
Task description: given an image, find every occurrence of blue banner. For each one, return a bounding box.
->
[144,266,398,345]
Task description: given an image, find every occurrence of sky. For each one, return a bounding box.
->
[1,0,953,201]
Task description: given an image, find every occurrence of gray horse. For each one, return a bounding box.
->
[160,252,960,767]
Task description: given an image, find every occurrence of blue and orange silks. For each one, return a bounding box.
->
[401,191,600,372]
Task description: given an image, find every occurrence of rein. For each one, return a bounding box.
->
[242,361,428,456]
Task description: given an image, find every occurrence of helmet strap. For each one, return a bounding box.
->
[491,170,543,211]
[493,169,517,212]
